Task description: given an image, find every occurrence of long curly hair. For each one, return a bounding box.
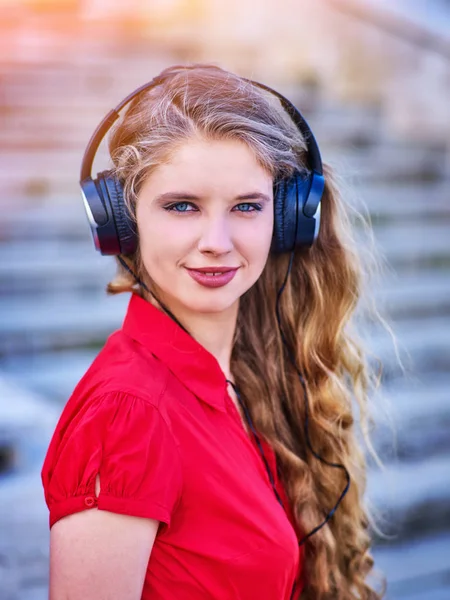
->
[106,64,388,599]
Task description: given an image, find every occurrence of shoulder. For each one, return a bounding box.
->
[45,329,175,454]
[72,329,169,408]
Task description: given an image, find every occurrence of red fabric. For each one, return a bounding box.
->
[42,293,304,599]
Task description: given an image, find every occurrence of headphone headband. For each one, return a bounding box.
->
[79,74,323,184]
[80,68,325,256]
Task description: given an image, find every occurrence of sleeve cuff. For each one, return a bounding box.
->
[49,493,172,529]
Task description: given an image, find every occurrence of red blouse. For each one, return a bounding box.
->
[42,293,304,599]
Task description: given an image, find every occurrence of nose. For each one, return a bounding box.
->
[197,214,234,257]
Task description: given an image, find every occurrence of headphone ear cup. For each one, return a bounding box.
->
[272,171,321,253]
[272,176,302,253]
[99,171,137,256]
[272,179,291,254]
[297,170,323,247]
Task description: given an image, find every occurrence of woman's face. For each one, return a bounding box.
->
[135,137,274,316]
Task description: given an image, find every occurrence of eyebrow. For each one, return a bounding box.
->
[154,191,272,204]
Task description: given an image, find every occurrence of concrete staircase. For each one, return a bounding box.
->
[0,55,449,599]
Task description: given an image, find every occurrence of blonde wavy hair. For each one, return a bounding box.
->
[107,64,388,599]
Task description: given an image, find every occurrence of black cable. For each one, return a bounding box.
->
[118,253,350,545]
[226,379,285,509]
[275,249,351,545]
[225,248,350,550]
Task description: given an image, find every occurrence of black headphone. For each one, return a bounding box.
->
[79,73,325,257]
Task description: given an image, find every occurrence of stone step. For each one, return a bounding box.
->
[306,105,383,148]
[0,375,59,476]
[373,532,450,600]
[367,452,450,542]
[374,270,450,319]
[0,241,116,294]
[0,373,57,596]
[0,108,111,151]
[0,147,110,198]
[0,350,98,404]
[0,466,51,600]
[354,181,450,222]
[369,222,450,268]
[0,203,88,241]
[366,315,450,378]
[0,292,129,356]
[327,143,448,183]
[371,373,450,462]
[0,56,171,112]
[0,215,91,249]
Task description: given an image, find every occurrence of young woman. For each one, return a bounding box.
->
[42,64,385,599]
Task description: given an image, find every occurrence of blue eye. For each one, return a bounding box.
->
[235,203,262,212]
[164,202,197,213]
[163,202,263,213]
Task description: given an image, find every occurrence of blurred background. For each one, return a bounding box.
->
[0,0,449,598]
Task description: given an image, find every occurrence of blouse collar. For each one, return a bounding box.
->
[122,293,228,412]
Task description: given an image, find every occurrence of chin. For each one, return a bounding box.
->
[189,300,238,315]
[180,292,240,315]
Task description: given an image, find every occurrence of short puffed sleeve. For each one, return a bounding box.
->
[41,391,183,528]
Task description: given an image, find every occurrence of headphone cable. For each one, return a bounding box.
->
[117,253,351,544]
[275,249,351,544]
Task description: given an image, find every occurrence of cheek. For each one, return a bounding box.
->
[138,220,189,273]
[238,223,273,273]
[136,221,164,272]
[247,212,273,252]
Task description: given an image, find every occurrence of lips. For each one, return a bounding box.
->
[185,267,239,288]
[186,267,238,273]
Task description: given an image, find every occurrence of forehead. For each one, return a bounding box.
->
[144,138,273,193]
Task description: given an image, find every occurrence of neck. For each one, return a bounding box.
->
[188,311,237,378]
